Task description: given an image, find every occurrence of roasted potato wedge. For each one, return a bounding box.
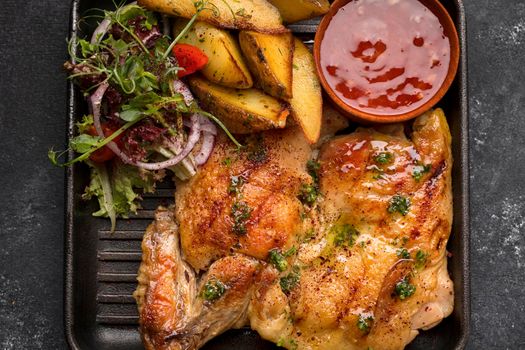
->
[239,31,294,100]
[267,0,330,23]
[289,38,322,144]
[188,76,290,134]
[138,0,286,33]
[174,20,253,88]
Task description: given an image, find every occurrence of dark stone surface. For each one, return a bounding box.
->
[0,0,523,349]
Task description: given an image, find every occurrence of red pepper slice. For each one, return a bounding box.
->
[172,43,209,78]
[87,124,123,163]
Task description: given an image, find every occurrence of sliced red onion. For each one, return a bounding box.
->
[90,18,111,45]
[91,82,110,131]
[171,79,217,166]
[197,114,217,135]
[172,80,218,135]
[172,79,194,106]
[126,114,200,171]
[90,2,137,45]
[194,132,215,165]
[183,115,217,135]
[90,83,202,170]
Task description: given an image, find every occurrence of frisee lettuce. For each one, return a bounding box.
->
[82,160,164,231]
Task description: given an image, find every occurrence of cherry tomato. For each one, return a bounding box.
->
[172,43,209,78]
[87,124,123,163]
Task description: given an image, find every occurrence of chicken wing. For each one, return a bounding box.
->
[134,207,261,350]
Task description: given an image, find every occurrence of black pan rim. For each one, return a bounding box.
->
[63,0,470,348]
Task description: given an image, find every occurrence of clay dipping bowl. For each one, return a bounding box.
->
[314,0,460,124]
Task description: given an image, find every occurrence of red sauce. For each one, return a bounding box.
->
[320,0,450,116]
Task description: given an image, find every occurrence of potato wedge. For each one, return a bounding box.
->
[267,0,330,23]
[174,20,253,88]
[289,38,322,144]
[188,76,289,134]
[138,0,286,33]
[239,31,294,100]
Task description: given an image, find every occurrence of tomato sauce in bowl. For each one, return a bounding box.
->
[317,0,457,119]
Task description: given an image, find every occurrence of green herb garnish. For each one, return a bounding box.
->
[268,247,296,272]
[332,223,360,247]
[298,183,319,206]
[412,164,431,181]
[231,200,251,235]
[201,278,226,301]
[307,159,321,183]
[280,266,301,294]
[396,248,411,259]
[228,175,245,195]
[357,314,374,333]
[387,195,411,216]
[222,157,232,167]
[394,276,416,300]
[415,250,429,269]
[277,338,298,350]
[374,152,393,165]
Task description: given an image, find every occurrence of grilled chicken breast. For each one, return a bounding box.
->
[135,109,454,350]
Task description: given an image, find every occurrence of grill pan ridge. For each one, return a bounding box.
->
[64,1,470,349]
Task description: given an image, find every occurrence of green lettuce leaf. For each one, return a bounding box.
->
[110,160,160,217]
[82,160,165,231]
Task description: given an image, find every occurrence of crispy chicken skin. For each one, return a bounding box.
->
[174,127,311,271]
[134,207,261,350]
[135,109,454,350]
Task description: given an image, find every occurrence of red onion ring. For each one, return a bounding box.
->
[172,79,217,166]
[194,132,215,165]
[90,82,202,170]
[183,116,217,135]
[90,2,138,45]
[90,18,111,45]
[172,80,194,106]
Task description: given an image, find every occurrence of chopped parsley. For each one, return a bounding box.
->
[228,175,245,195]
[277,338,298,350]
[201,278,226,301]
[387,195,411,216]
[412,164,431,181]
[298,183,319,206]
[306,159,321,183]
[222,157,232,167]
[415,250,429,269]
[396,248,411,259]
[394,276,416,300]
[231,200,251,235]
[332,223,360,247]
[374,152,393,165]
[357,314,374,333]
[269,247,296,272]
[280,266,301,294]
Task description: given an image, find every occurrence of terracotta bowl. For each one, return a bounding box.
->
[314,0,460,124]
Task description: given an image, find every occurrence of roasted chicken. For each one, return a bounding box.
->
[134,109,454,350]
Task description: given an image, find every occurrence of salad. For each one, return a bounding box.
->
[50,2,240,231]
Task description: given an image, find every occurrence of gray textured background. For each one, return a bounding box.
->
[0,0,524,349]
